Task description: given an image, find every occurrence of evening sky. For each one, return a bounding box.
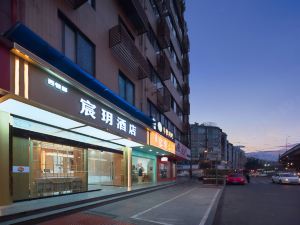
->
[186,0,300,152]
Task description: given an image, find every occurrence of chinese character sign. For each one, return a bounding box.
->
[101,109,113,126]
[117,117,127,132]
[149,131,175,154]
[79,98,138,137]
[80,98,96,119]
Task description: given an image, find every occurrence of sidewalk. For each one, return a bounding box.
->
[0,181,175,224]
[0,178,224,225]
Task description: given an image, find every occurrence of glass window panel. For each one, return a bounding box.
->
[118,74,126,99]
[77,34,94,75]
[126,81,134,105]
[64,24,76,62]
[132,156,154,184]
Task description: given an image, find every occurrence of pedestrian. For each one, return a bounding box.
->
[246,173,250,183]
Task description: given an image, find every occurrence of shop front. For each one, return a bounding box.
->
[131,150,156,185]
[148,131,176,182]
[0,46,148,204]
[12,134,125,200]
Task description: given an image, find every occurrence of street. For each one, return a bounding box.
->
[38,180,221,225]
[213,177,300,225]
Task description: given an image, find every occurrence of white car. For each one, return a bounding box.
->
[272,173,300,184]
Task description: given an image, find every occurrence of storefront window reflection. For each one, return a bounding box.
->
[132,156,154,184]
[159,162,171,179]
[88,149,123,190]
[30,140,87,199]
[12,137,124,201]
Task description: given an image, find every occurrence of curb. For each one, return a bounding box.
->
[200,184,225,225]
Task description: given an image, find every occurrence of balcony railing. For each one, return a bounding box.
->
[109,24,150,80]
[157,18,171,49]
[182,82,190,95]
[117,0,148,34]
[157,51,171,81]
[157,86,171,112]
[183,96,190,115]
[182,35,190,53]
[182,54,190,75]
[65,0,87,9]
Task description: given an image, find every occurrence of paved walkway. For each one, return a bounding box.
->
[37,180,223,225]
[0,182,173,218]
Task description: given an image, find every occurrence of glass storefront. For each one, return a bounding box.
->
[159,162,171,179]
[88,149,124,190]
[132,156,154,184]
[12,137,124,201]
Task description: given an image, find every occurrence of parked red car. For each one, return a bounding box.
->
[226,174,246,185]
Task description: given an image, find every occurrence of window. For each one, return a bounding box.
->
[166,16,176,38]
[177,107,183,121]
[150,0,159,18]
[119,72,135,105]
[149,61,163,89]
[171,72,183,96]
[147,26,160,53]
[171,98,176,112]
[62,20,95,75]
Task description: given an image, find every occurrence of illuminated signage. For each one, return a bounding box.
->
[149,131,175,154]
[47,78,68,93]
[175,140,191,160]
[80,98,137,137]
[161,157,168,162]
[152,118,174,140]
[41,76,147,144]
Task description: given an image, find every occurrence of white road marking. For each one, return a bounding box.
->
[131,187,197,223]
[198,189,221,225]
[133,217,173,225]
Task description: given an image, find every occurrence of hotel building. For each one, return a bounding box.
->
[0,0,190,205]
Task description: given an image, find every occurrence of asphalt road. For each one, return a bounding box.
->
[39,179,221,225]
[213,176,300,225]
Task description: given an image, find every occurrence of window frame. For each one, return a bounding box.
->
[118,71,135,106]
[60,11,95,76]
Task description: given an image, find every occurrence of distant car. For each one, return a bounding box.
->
[177,171,189,177]
[272,173,300,184]
[258,173,268,177]
[226,174,246,185]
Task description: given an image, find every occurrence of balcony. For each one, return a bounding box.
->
[65,0,87,9]
[182,35,190,53]
[183,96,190,115]
[157,86,171,112]
[182,54,190,75]
[109,25,150,80]
[117,0,148,34]
[156,51,171,81]
[182,82,190,95]
[156,0,169,16]
[157,18,171,49]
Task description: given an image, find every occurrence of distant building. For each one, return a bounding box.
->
[191,122,246,170]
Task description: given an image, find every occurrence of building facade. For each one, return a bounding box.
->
[190,123,246,170]
[0,0,191,206]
